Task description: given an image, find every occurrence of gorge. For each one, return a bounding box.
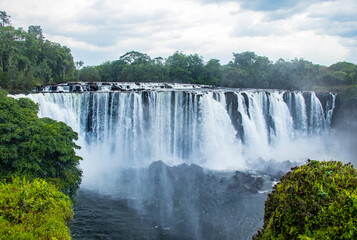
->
[19,82,347,240]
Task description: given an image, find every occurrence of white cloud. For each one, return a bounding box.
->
[1,0,356,66]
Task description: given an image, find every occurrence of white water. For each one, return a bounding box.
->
[20,88,337,190]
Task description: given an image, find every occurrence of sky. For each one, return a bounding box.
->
[1,0,357,66]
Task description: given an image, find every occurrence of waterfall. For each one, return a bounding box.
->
[309,92,326,134]
[18,85,339,239]
[21,87,337,182]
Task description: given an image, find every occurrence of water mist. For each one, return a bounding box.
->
[19,83,340,239]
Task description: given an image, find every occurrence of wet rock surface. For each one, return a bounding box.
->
[71,161,278,240]
[33,82,215,93]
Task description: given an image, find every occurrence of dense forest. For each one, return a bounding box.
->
[1,11,357,93]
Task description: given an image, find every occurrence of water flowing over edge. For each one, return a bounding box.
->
[16,87,338,189]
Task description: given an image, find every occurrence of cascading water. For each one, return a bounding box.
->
[19,83,338,239]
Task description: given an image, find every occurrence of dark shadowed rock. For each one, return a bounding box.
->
[110,161,271,240]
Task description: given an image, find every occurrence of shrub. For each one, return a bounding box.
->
[253,160,357,239]
[0,177,73,240]
[0,90,82,197]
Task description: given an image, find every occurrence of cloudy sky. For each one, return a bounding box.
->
[1,0,357,66]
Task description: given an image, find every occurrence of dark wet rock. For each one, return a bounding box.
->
[72,161,272,239]
[32,82,215,93]
[110,85,123,91]
[107,161,271,240]
[247,159,300,180]
[227,171,264,193]
[88,83,99,91]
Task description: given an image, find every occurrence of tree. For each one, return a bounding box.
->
[233,51,257,68]
[120,51,151,65]
[198,59,222,85]
[79,66,101,82]
[187,53,204,82]
[75,60,84,70]
[253,160,357,239]
[0,90,82,197]
[251,55,272,88]
[323,62,357,85]
[28,25,44,41]
[0,11,10,28]
[229,52,258,87]
[39,41,76,83]
[0,13,77,92]
[165,51,204,83]
[75,60,84,81]
[97,61,116,82]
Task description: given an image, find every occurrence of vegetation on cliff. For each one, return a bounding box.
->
[253,160,357,239]
[0,177,73,240]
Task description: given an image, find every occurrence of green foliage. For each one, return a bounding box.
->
[253,160,357,240]
[198,59,222,85]
[0,11,11,28]
[340,85,357,108]
[77,50,348,90]
[224,52,273,88]
[0,177,73,240]
[78,66,101,82]
[332,85,357,132]
[323,62,357,86]
[0,11,76,93]
[0,90,82,197]
[166,51,204,83]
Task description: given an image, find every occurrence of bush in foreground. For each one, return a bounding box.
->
[0,177,73,240]
[253,160,357,239]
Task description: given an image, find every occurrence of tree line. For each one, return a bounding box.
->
[0,11,76,93]
[1,10,357,93]
[80,51,357,91]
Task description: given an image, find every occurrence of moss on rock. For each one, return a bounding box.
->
[253,160,357,240]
